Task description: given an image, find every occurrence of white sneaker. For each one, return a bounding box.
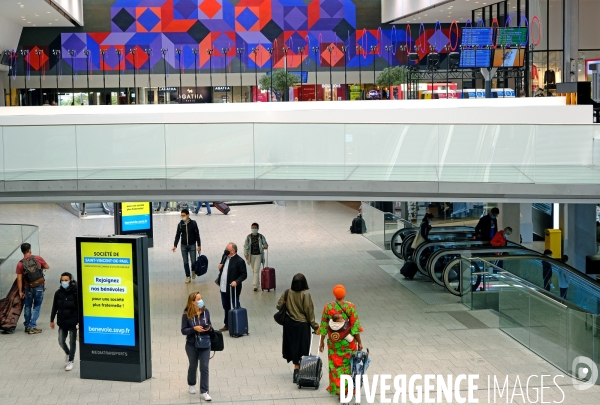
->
[65,362,73,371]
[192,273,196,279]
[189,386,196,394]
[200,392,211,401]
[185,277,191,284]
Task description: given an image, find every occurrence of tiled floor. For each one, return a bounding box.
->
[0,201,598,405]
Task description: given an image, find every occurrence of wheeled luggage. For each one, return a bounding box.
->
[228,286,249,337]
[400,260,418,279]
[0,279,23,334]
[261,251,276,291]
[213,202,230,215]
[297,334,322,389]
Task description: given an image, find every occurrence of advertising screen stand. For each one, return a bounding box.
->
[76,235,152,382]
[114,202,154,248]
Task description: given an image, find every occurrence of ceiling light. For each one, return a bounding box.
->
[20,4,24,7]
[49,23,52,25]
[33,24,36,26]
[47,11,51,14]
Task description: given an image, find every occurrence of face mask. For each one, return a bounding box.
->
[490,215,496,219]
[224,249,231,256]
[61,281,70,289]
[181,216,187,221]
[503,234,509,239]
[251,229,258,234]
[197,299,204,309]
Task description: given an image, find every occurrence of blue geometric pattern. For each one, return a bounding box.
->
[138,8,161,31]
[237,8,259,31]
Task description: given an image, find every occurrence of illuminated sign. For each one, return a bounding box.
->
[81,242,135,346]
[121,202,150,232]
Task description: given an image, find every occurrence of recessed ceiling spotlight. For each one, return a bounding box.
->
[49,23,52,25]
[33,24,36,26]
[47,11,51,14]
[20,4,24,7]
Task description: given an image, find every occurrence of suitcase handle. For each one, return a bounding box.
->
[230,285,238,309]
[308,332,320,357]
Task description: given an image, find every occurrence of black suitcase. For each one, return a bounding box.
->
[400,260,418,279]
[297,334,322,389]
[228,286,249,337]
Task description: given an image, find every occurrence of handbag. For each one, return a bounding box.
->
[209,329,224,352]
[273,289,289,326]
[194,314,211,349]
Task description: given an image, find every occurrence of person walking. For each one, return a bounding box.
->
[50,272,78,371]
[475,207,500,241]
[181,291,212,401]
[16,242,50,334]
[244,223,268,291]
[319,284,364,398]
[172,209,202,284]
[276,274,319,383]
[216,243,247,331]
[194,202,212,216]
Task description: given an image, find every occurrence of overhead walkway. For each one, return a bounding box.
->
[0,99,598,202]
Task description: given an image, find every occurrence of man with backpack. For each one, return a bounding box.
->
[16,243,50,334]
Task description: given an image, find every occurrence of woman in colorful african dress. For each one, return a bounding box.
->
[319,284,364,397]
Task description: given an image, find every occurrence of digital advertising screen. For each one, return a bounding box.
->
[492,49,525,67]
[459,49,492,68]
[496,28,527,47]
[121,202,151,232]
[80,241,136,347]
[461,28,494,47]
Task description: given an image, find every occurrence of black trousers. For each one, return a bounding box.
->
[185,344,210,393]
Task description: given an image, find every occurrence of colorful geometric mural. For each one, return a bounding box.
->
[19,0,459,73]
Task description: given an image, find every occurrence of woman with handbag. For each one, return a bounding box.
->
[181,291,212,401]
[275,273,319,383]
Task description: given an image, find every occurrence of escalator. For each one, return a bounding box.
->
[390,226,475,260]
[414,241,525,281]
[426,244,539,288]
[60,203,114,217]
[399,230,477,262]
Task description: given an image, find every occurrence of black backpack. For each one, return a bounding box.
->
[21,256,44,287]
[350,217,364,234]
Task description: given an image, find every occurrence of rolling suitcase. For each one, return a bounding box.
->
[228,286,249,337]
[213,201,230,215]
[0,279,23,334]
[400,260,418,279]
[297,334,322,389]
[261,251,276,292]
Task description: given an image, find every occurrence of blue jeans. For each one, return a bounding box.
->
[194,202,211,214]
[24,285,45,328]
[181,244,197,277]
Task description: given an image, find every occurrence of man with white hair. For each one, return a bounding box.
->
[216,242,247,331]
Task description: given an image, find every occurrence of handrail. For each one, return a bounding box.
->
[468,257,570,309]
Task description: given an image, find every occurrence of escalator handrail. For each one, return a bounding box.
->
[391,226,476,259]
[428,245,540,286]
[411,235,483,276]
[470,254,600,290]
[400,230,477,262]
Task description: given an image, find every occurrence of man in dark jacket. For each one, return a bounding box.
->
[172,209,202,284]
[475,207,500,242]
[50,272,78,371]
[217,242,247,331]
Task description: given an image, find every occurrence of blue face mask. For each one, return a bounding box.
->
[490,215,496,219]
[61,281,70,289]
[251,229,258,234]
[197,299,205,309]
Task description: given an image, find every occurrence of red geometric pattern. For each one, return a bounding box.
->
[199,0,222,19]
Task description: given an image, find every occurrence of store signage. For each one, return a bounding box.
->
[178,87,212,103]
[80,241,135,346]
[159,87,177,92]
[214,86,231,92]
[121,202,150,232]
[322,84,341,88]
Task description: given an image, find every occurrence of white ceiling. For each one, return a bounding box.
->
[2,0,74,28]
[390,0,525,25]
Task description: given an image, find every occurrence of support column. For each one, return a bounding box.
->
[563,0,579,82]
[499,203,521,244]
[560,203,596,272]
[520,203,534,243]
